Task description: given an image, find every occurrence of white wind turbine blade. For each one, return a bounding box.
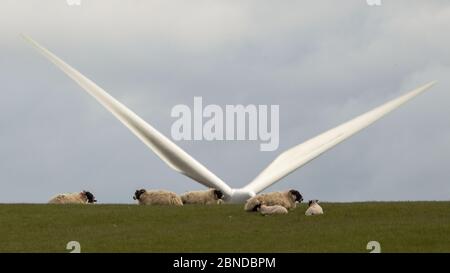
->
[23,35,233,197]
[243,81,436,194]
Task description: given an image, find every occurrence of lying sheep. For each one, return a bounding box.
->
[180,189,224,205]
[253,203,288,215]
[48,191,97,204]
[305,200,323,216]
[133,189,183,206]
[244,189,303,211]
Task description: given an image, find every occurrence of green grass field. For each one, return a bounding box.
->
[0,202,449,253]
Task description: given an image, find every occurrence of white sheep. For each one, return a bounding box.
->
[180,189,224,205]
[244,189,303,211]
[305,200,323,216]
[48,191,97,204]
[133,189,183,206]
[253,203,289,215]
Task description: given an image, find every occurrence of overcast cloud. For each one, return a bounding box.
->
[1,0,449,203]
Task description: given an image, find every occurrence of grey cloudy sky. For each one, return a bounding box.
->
[1,0,449,203]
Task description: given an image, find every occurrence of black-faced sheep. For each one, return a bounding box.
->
[244,189,303,211]
[133,189,183,206]
[48,191,97,204]
[180,189,224,205]
[305,200,323,216]
[253,203,289,215]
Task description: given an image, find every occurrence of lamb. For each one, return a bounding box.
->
[253,203,288,215]
[180,189,224,205]
[244,189,303,211]
[133,189,183,206]
[305,200,323,216]
[48,191,97,204]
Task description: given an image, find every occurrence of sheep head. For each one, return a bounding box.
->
[82,191,97,203]
[252,202,262,212]
[213,189,224,200]
[308,199,319,207]
[289,189,303,203]
[133,189,146,200]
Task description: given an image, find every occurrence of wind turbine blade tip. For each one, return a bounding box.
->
[20,34,40,49]
[20,33,32,42]
[424,80,437,88]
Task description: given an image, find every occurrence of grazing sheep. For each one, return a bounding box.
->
[180,189,224,205]
[305,200,323,216]
[253,203,288,215]
[133,189,183,206]
[48,191,97,204]
[244,189,303,211]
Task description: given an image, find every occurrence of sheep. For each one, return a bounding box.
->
[133,189,183,206]
[244,189,303,211]
[253,203,289,215]
[305,200,323,216]
[180,189,224,205]
[48,191,97,204]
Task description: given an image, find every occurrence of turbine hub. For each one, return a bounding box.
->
[225,189,255,203]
